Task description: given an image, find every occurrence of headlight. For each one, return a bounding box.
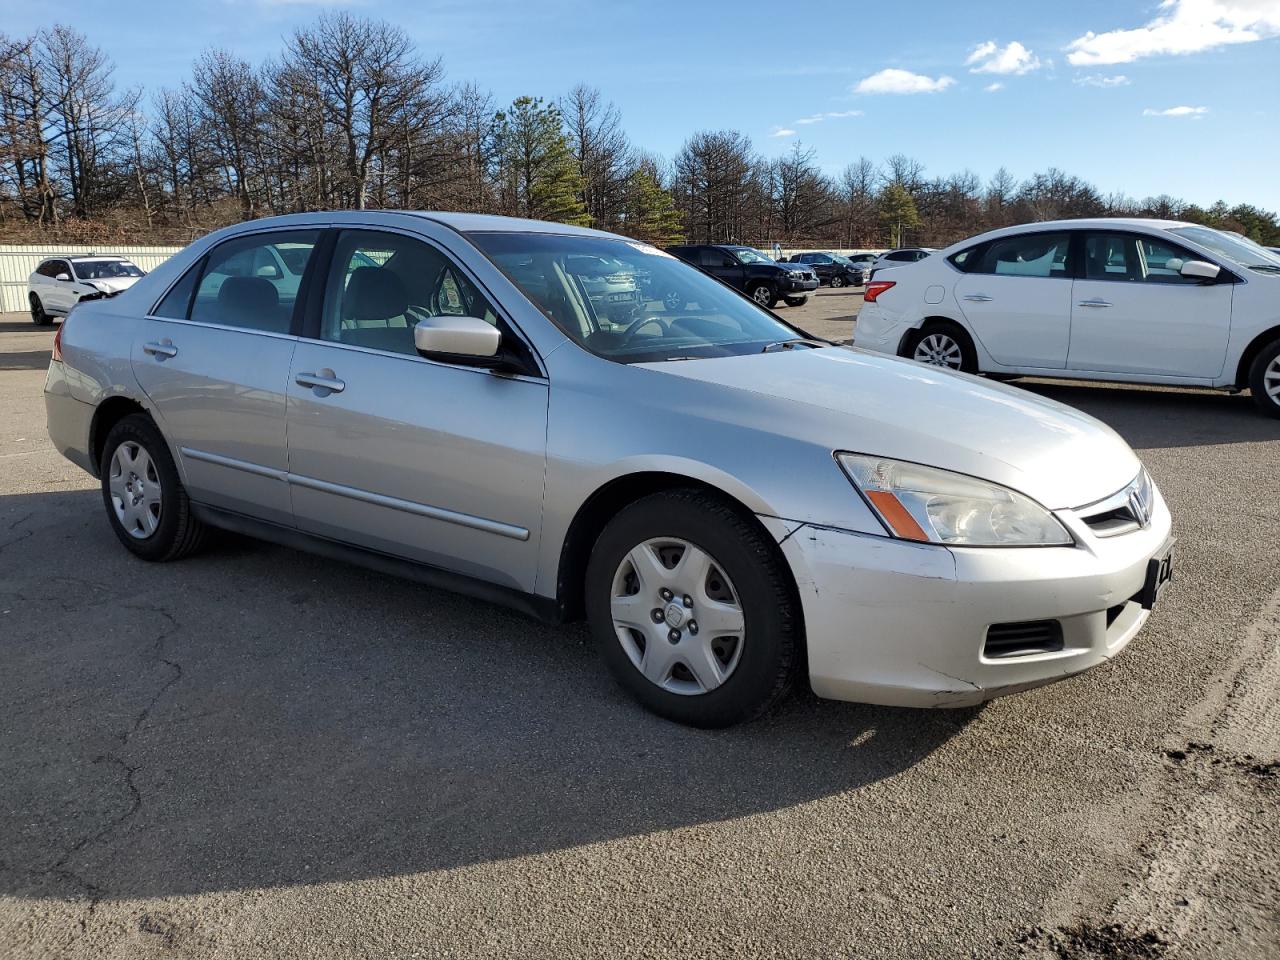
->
[836,453,1072,547]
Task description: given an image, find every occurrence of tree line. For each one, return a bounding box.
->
[2,13,1277,250]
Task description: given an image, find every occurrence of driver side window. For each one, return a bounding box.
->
[320,230,497,357]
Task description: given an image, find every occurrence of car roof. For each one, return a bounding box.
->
[942,217,1196,254]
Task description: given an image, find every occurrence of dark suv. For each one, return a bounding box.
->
[784,252,864,288]
[665,244,819,308]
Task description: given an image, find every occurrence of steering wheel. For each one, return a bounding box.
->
[619,314,671,345]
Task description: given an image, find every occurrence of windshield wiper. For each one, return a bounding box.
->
[1247,263,1280,272]
[761,338,827,353]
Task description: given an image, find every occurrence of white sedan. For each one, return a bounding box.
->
[28,255,146,325]
[853,218,1280,417]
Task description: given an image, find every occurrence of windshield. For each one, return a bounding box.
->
[1168,226,1280,274]
[730,247,775,265]
[469,232,820,363]
[73,259,144,280]
[830,255,855,266]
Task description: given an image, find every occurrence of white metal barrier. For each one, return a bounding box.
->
[0,244,183,313]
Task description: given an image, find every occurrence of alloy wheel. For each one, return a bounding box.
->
[1265,355,1280,402]
[752,286,772,306]
[609,537,745,696]
[108,441,163,539]
[831,275,845,288]
[663,290,683,311]
[914,332,964,369]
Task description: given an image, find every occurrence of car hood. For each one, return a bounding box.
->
[643,347,1141,510]
[87,276,141,294]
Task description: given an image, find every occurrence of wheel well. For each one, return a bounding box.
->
[89,397,148,475]
[1234,326,1280,388]
[554,472,790,623]
[900,316,969,356]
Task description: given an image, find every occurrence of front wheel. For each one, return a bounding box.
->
[100,414,208,561]
[830,275,846,289]
[30,293,51,326]
[784,296,808,307]
[585,489,800,727]
[910,323,977,374]
[1248,337,1280,419]
[748,283,777,309]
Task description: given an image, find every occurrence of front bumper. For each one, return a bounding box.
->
[760,488,1173,708]
[782,276,820,293]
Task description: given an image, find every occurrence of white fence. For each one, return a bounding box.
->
[0,244,183,313]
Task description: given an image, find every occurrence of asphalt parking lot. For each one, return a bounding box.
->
[1,305,1278,959]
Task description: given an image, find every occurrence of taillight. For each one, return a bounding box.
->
[864,280,896,303]
[51,323,64,362]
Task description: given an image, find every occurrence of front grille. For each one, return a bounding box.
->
[984,620,1065,659]
[1075,470,1154,538]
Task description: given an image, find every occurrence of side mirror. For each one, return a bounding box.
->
[1180,260,1221,281]
[413,316,501,364]
[56,273,71,282]
[256,263,283,280]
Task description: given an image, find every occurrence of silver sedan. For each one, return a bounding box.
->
[45,211,1174,727]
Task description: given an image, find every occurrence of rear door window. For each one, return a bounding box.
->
[974,233,1072,278]
[189,230,320,333]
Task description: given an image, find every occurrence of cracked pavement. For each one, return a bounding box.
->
[0,311,1277,958]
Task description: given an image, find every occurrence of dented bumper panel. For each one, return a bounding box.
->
[759,492,1172,708]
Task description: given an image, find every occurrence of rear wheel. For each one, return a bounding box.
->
[830,274,846,289]
[100,414,208,561]
[585,489,800,727]
[784,295,808,307]
[910,323,977,374]
[749,283,777,309]
[30,293,51,326]
[1248,337,1280,419]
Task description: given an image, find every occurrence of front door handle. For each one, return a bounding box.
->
[1077,299,1112,308]
[142,341,178,359]
[962,294,993,302]
[295,370,346,395]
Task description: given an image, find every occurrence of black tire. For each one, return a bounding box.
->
[30,293,51,326]
[1248,337,1280,419]
[748,282,778,309]
[907,321,979,374]
[830,274,846,289]
[99,413,208,562]
[784,296,808,307]
[585,489,801,728]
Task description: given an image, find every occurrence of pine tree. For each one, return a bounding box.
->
[621,167,682,245]
[493,96,588,225]
[878,182,920,247]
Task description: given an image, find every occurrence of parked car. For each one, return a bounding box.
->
[866,247,936,281]
[665,244,819,308]
[565,254,641,325]
[844,252,878,276]
[28,255,146,324]
[47,211,1173,727]
[853,218,1280,417]
[784,252,864,287]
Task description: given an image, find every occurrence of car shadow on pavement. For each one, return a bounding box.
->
[1013,379,1280,449]
[0,349,53,371]
[0,320,57,334]
[0,489,974,902]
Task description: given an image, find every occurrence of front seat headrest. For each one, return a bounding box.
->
[343,267,409,322]
[217,276,278,316]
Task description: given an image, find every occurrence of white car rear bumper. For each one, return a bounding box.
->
[851,302,914,355]
[761,490,1173,708]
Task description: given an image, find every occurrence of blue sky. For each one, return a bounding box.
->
[8,0,1279,210]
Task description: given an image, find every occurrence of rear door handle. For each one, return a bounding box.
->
[1077,299,1112,308]
[962,294,993,302]
[142,341,178,359]
[295,371,346,395]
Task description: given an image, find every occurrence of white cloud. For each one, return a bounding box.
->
[854,68,955,95]
[824,109,864,118]
[984,82,1004,92]
[1143,105,1210,116]
[966,40,1042,74]
[795,115,824,125]
[1066,0,1280,65]
[770,127,797,137]
[1073,74,1132,87]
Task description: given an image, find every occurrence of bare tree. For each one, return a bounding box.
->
[561,83,630,231]
[190,49,266,218]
